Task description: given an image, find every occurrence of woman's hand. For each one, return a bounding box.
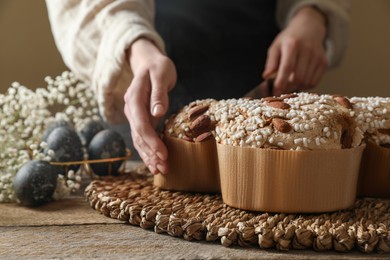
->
[263,6,328,96]
[124,38,177,175]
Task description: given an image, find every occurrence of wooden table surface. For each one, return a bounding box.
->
[0,166,388,259]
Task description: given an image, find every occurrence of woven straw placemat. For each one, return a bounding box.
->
[85,171,390,254]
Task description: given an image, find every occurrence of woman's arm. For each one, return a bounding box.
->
[45,0,165,123]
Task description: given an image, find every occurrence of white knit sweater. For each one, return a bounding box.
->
[46,0,350,124]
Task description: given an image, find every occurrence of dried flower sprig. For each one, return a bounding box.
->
[0,71,100,203]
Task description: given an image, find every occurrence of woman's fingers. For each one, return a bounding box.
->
[310,56,328,87]
[124,75,169,174]
[149,58,177,118]
[294,46,311,89]
[263,43,280,80]
[130,100,169,174]
[273,38,298,96]
[131,125,168,174]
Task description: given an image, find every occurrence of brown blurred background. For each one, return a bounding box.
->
[0,1,389,96]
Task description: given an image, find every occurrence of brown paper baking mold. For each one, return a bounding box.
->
[358,141,390,198]
[217,144,366,213]
[154,136,220,193]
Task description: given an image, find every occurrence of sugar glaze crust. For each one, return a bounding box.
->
[163,93,390,150]
[214,93,361,150]
[350,96,390,147]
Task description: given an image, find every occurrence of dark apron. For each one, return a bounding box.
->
[155,0,279,114]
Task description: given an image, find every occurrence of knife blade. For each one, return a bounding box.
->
[244,72,276,99]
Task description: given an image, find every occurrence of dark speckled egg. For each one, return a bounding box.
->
[88,129,126,176]
[42,120,73,142]
[44,126,84,171]
[79,120,106,147]
[13,160,59,207]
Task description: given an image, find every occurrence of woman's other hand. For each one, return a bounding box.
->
[263,6,328,96]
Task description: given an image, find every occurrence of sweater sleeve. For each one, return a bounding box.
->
[277,0,351,68]
[45,0,165,123]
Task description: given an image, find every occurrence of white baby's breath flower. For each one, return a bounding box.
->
[67,170,75,180]
[0,71,100,203]
[73,183,81,191]
[75,175,82,182]
[29,144,38,150]
[46,149,55,157]
[43,156,52,162]
[40,142,48,149]
[66,179,74,188]
[53,174,71,200]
